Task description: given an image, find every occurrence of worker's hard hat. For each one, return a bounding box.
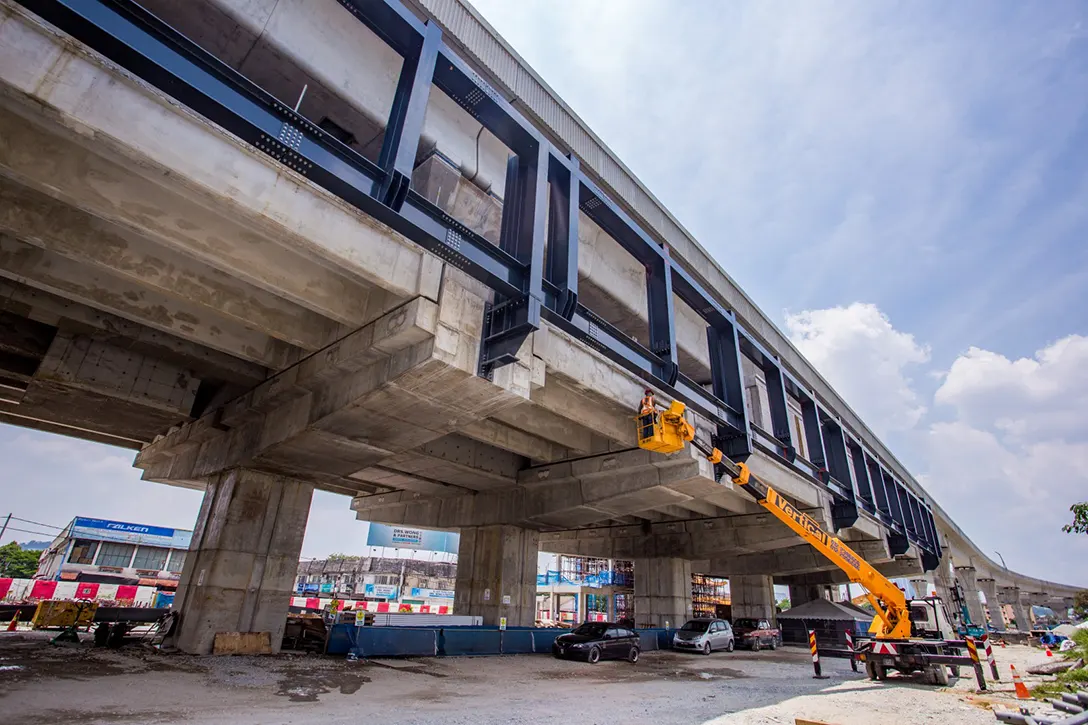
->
[644,388,653,395]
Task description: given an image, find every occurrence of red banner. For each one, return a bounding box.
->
[29,580,57,600]
[115,585,138,601]
[305,597,320,610]
[438,606,449,614]
[376,602,390,613]
[75,583,100,599]
[0,578,11,600]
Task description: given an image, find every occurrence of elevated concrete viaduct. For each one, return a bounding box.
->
[0,0,1081,652]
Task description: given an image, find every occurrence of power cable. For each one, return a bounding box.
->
[10,516,64,530]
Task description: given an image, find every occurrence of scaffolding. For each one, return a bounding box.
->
[692,574,731,619]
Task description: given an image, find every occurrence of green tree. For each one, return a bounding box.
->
[1063,503,1088,534]
[776,598,791,611]
[0,542,42,578]
[1074,590,1088,619]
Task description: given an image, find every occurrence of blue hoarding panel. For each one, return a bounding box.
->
[442,629,502,656]
[529,629,561,652]
[329,626,439,657]
[366,523,459,553]
[500,630,535,654]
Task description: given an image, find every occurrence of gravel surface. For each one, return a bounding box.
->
[0,630,1067,725]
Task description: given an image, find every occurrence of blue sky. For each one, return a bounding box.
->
[2,0,1086,584]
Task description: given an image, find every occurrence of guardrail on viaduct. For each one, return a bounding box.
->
[15,0,1034,581]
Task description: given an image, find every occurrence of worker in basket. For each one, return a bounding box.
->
[639,389,656,416]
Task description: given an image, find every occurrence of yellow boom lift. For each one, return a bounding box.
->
[636,393,981,686]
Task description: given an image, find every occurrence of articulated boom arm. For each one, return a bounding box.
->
[635,397,911,639]
[729,463,911,639]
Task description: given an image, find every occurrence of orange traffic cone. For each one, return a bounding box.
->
[1001,641,1006,648]
[1045,647,1053,657]
[1010,664,1031,700]
[5,611,18,632]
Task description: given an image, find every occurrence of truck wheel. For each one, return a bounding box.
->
[587,647,601,664]
[875,663,888,681]
[866,661,878,681]
[948,665,960,678]
[934,664,949,686]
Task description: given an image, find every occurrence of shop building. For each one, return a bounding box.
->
[34,516,191,596]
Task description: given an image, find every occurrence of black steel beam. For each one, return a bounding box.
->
[375,20,441,209]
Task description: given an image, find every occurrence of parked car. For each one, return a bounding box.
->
[731,618,781,651]
[552,622,641,664]
[673,618,734,655]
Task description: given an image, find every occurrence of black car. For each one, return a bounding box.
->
[552,622,641,664]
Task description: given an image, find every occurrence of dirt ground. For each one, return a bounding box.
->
[0,630,1066,725]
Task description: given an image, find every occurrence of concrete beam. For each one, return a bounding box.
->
[460,419,569,462]
[0,280,267,386]
[707,539,892,577]
[0,234,299,369]
[490,402,607,456]
[36,331,199,417]
[0,182,344,351]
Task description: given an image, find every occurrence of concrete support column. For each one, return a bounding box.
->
[1001,587,1029,631]
[910,578,932,599]
[455,525,539,627]
[954,566,985,627]
[1020,593,1037,628]
[789,584,821,607]
[731,575,776,626]
[934,562,954,608]
[634,558,692,629]
[978,578,1006,630]
[173,468,314,655]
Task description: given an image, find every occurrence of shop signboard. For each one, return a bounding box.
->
[364,583,399,599]
[409,588,454,599]
[71,517,192,549]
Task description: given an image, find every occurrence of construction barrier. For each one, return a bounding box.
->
[966,636,988,691]
[340,627,439,657]
[0,579,159,606]
[980,633,1001,681]
[289,597,450,615]
[809,630,828,679]
[327,625,672,658]
[442,628,502,656]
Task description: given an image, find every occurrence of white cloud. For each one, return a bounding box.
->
[785,303,930,437]
[784,306,1088,583]
[935,335,1088,443]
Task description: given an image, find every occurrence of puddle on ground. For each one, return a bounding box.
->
[274,670,371,702]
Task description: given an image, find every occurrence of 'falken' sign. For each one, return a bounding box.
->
[71,517,192,548]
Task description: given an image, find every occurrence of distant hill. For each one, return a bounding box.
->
[19,540,50,551]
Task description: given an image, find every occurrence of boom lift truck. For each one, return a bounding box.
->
[636,395,979,686]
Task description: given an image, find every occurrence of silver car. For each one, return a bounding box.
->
[672,618,734,655]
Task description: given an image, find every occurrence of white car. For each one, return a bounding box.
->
[673,618,734,655]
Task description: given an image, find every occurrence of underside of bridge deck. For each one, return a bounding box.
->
[0,0,1074,653]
